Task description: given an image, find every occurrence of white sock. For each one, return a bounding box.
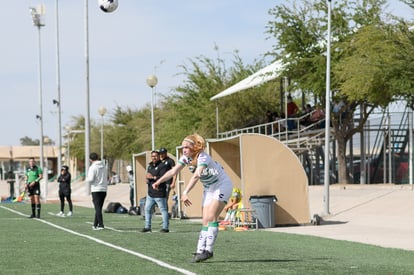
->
[196,226,208,253]
[205,222,219,253]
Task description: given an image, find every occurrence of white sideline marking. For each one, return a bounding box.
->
[85,222,136,233]
[1,205,196,275]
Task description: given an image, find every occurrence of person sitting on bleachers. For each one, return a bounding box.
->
[219,188,242,225]
[310,104,325,128]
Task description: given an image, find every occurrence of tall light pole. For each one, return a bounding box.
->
[54,0,63,174]
[323,0,332,216]
[65,126,72,167]
[84,0,91,187]
[98,106,107,160]
[146,75,158,151]
[43,136,50,200]
[30,5,46,198]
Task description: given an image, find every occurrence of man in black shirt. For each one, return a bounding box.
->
[159,147,176,217]
[141,151,169,233]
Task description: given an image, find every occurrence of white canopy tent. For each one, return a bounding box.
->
[210,59,285,101]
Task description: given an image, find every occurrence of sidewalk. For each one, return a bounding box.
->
[267,184,414,251]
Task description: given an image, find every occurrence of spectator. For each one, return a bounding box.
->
[57,165,73,217]
[86,152,108,230]
[220,188,242,225]
[126,165,135,209]
[272,111,284,132]
[287,95,299,130]
[300,104,314,126]
[171,190,179,218]
[265,110,274,134]
[110,171,120,185]
[141,150,170,233]
[310,105,325,128]
[159,147,176,218]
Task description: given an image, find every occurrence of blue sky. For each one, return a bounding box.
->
[1,0,412,146]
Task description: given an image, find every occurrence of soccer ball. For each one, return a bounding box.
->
[99,0,118,13]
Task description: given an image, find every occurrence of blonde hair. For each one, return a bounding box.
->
[183,133,206,166]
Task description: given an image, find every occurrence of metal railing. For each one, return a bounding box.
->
[217,111,328,154]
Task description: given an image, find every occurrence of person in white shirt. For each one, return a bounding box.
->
[86,152,108,230]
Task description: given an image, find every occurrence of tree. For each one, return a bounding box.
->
[20,136,40,146]
[266,0,412,183]
[102,49,277,157]
[156,52,277,150]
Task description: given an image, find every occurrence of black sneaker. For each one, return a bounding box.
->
[160,229,169,233]
[140,228,151,233]
[192,250,213,263]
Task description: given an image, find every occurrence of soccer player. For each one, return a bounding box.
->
[153,134,233,262]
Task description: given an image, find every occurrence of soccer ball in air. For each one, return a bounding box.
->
[99,0,119,13]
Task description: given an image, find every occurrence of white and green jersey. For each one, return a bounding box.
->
[179,151,231,188]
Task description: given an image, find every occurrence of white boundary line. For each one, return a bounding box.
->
[1,205,196,275]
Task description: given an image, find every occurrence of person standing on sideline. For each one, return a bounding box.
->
[25,157,43,218]
[86,153,108,230]
[158,147,176,217]
[141,150,169,233]
[153,134,233,262]
[126,165,135,209]
[57,165,73,217]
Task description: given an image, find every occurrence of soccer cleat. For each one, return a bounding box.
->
[140,228,151,233]
[36,214,40,219]
[57,211,64,216]
[29,214,36,219]
[66,211,73,217]
[160,228,169,233]
[191,250,213,263]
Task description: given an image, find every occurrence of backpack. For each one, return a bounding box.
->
[104,202,122,213]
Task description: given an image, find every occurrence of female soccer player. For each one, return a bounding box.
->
[152,134,233,262]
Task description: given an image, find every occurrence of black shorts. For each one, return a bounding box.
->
[28,183,41,196]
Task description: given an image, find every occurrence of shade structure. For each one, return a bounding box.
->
[210,60,284,101]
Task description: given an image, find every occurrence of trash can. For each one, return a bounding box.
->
[249,195,277,228]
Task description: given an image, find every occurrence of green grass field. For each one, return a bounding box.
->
[1,202,413,274]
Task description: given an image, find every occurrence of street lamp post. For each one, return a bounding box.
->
[84,0,91,185]
[146,75,158,151]
[30,4,46,198]
[98,106,107,160]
